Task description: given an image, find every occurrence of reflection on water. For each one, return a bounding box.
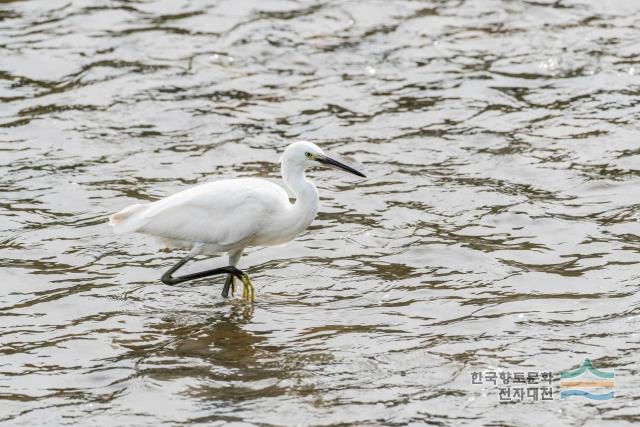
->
[1,0,640,425]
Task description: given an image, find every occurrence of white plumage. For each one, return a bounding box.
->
[110,178,301,253]
[109,141,365,298]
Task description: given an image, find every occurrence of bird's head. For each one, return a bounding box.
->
[280,141,365,178]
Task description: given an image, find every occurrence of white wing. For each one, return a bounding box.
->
[110,178,291,249]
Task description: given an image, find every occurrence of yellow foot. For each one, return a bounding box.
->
[240,274,255,302]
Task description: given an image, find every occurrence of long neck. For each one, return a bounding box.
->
[281,160,319,224]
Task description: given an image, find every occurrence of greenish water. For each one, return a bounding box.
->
[1,0,639,425]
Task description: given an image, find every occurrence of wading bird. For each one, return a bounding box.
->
[109,141,365,302]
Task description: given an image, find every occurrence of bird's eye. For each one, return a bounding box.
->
[305,152,313,159]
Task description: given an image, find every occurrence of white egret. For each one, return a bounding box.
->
[109,141,365,301]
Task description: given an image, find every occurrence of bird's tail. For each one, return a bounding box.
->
[109,203,149,234]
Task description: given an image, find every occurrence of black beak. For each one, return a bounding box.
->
[317,155,366,178]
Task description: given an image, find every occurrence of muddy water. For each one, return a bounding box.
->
[1,0,640,425]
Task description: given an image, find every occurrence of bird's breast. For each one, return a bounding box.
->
[252,201,318,247]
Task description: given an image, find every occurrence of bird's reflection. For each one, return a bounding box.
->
[152,302,258,368]
[136,301,293,404]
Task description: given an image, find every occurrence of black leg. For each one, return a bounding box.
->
[161,256,244,290]
[222,274,234,298]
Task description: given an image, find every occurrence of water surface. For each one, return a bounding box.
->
[1,0,640,425]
